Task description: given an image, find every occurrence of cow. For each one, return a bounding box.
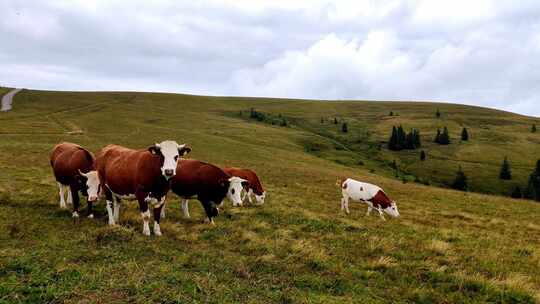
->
[222,167,266,205]
[50,142,100,218]
[166,159,248,224]
[338,178,399,220]
[96,141,191,236]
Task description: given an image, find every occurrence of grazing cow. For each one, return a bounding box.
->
[338,178,399,220]
[168,159,247,224]
[50,142,100,218]
[96,141,191,236]
[222,167,266,205]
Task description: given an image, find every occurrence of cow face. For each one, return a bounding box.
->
[148,140,191,179]
[254,191,266,205]
[227,176,248,207]
[384,201,400,218]
[78,170,100,202]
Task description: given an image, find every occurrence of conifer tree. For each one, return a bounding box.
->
[334,117,338,124]
[413,129,421,148]
[436,108,441,118]
[388,126,398,151]
[532,124,537,133]
[499,157,512,180]
[434,128,441,144]
[320,117,324,124]
[439,127,450,145]
[397,125,406,150]
[420,150,426,161]
[511,186,522,199]
[461,127,469,141]
[389,111,393,116]
[452,166,468,191]
[341,122,348,133]
[525,159,540,201]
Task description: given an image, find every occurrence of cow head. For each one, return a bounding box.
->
[226,176,248,207]
[254,191,266,205]
[148,140,191,179]
[77,170,100,202]
[384,201,400,218]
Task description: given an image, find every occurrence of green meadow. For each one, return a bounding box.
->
[0,89,539,303]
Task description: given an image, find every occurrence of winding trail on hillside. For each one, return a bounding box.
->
[1,88,22,112]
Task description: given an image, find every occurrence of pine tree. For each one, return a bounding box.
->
[388,126,398,151]
[461,128,469,141]
[397,125,406,150]
[499,157,512,180]
[405,131,414,149]
[389,111,393,116]
[434,129,441,144]
[439,127,451,145]
[320,117,324,124]
[334,117,338,124]
[525,159,540,201]
[341,122,348,133]
[452,166,468,191]
[532,124,537,133]
[413,129,421,148]
[420,150,426,161]
[511,186,522,199]
[436,108,441,118]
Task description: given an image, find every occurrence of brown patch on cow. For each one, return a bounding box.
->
[369,190,392,209]
[222,167,265,195]
[50,142,95,185]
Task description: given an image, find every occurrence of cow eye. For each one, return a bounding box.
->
[231,189,235,194]
[174,155,179,161]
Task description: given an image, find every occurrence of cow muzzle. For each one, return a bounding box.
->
[88,196,98,202]
[163,169,175,178]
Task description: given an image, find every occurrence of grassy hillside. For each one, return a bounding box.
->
[0,90,539,303]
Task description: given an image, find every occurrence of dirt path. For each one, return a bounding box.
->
[1,88,22,112]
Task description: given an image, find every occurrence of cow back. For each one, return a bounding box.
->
[172,159,230,202]
[223,167,264,195]
[50,142,95,185]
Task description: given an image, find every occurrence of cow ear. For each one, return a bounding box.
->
[148,145,160,155]
[178,145,191,157]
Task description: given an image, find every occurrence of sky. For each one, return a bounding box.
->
[1,1,539,116]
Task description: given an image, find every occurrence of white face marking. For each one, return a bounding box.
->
[154,140,181,179]
[254,191,266,205]
[384,202,400,218]
[81,171,100,202]
[227,176,247,206]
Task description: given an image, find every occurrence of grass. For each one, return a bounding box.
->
[0,90,539,303]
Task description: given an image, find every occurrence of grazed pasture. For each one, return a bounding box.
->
[0,90,539,303]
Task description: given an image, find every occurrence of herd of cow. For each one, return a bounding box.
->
[50,140,399,236]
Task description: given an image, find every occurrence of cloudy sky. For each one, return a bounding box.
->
[1,1,539,116]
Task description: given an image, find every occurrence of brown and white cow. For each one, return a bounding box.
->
[166,159,247,224]
[338,178,399,220]
[222,167,266,205]
[50,142,100,218]
[96,141,191,236]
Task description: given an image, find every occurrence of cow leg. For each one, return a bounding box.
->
[70,185,80,218]
[113,196,121,223]
[103,187,115,225]
[366,206,373,216]
[377,208,386,221]
[58,183,67,209]
[201,200,216,225]
[160,201,166,219]
[343,196,350,214]
[181,199,190,218]
[247,189,253,204]
[153,197,166,236]
[137,191,151,236]
[67,187,73,204]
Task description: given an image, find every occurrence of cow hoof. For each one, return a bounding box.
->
[60,204,67,209]
[154,229,162,236]
[88,214,94,219]
[72,211,79,218]
[108,221,115,226]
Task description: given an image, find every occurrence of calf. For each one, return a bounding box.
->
[169,159,247,224]
[50,142,100,218]
[96,141,191,236]
[338,178,399,220]
[222,167,266,205]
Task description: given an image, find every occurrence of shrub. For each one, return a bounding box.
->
[452,166,468,191]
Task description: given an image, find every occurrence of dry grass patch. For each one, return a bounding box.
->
[428,239,451,255]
